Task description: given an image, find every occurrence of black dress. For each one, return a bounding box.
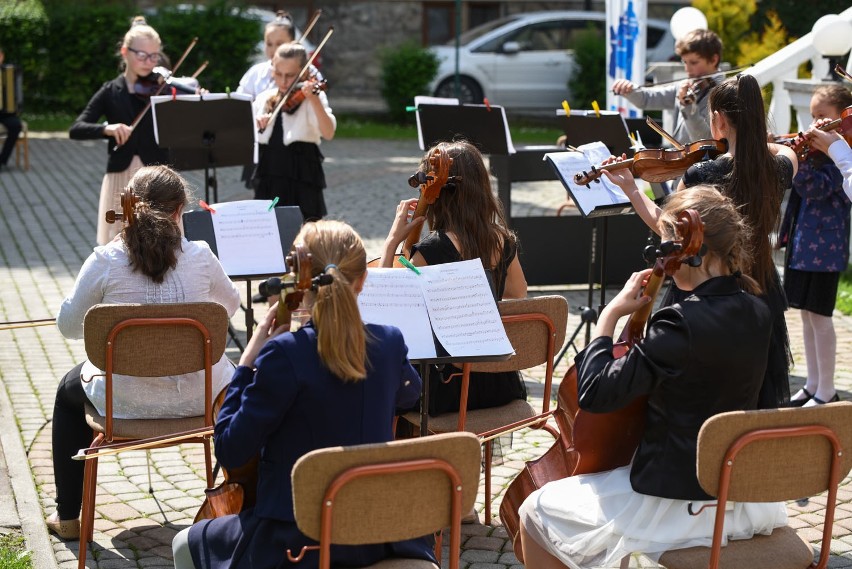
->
[412,231,527,415]
[679,155,794,408]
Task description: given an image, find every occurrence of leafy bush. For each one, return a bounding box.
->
[379,42,438,123]
[0,0,259,114]
[567,26,606,109]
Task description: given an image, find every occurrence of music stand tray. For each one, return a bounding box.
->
[151,93,256,202]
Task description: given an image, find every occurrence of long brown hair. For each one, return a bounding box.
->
[423,140,517,269]
[659,185,760,294]
[708,74,780,291]
[298,220,369,382]
[122,165,189,283]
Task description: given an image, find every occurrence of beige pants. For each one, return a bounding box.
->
[96,156,143,245]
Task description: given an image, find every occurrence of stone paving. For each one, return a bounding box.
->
[0,134,851,569]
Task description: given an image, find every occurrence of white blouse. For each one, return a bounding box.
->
[253,86,335,146]
[57,238,241,419]
[236,61,275,99]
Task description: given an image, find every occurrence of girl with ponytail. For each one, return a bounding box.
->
[519,185,786,569]
[609,74,799,409]
[174,220,434,569]
[49,165,240,540]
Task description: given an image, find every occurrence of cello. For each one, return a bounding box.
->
[192,244,328,522]
[499,209,705,561]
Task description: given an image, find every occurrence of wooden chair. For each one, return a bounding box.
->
[77,302,229,569]
[658,402,852,569]
[289,431,481,569]
[0,119,28,170]
[402,295,568,523]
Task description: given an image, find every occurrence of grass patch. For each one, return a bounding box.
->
[24,112,564,145]
[0,532,32,569]
[837,265,852,316]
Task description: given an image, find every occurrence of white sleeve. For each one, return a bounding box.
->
[202,244,241,317]
[827,139,852,201]
[56,250,109,339]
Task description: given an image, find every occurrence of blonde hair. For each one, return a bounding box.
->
[274,42,308,67]
[123,16,161,48]
[297,220,369,382]
[658,185,760,295]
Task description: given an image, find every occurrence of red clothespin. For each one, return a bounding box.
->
[483,97,492,112]
[171,86,177,101]
[199,200,216,213]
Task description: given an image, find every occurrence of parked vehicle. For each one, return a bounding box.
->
[428,11,676,109]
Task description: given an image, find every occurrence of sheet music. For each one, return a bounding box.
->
[545,141,630,217]
[420,259,513,357]
[358,260,513,360]
[208,200,285,276]
[358,268,437,359]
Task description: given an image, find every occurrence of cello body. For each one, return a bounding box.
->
[499,210,704,561]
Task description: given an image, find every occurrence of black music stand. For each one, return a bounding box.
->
[416,102,514,154]
[558,110,633,156]
[183,204,303,346]
[152,94,255,203]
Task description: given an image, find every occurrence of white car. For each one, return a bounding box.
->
[428,11,676,109]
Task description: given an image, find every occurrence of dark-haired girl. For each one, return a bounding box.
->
[380,140,528,416]
[47,165,240,540]
[622,74,799,409]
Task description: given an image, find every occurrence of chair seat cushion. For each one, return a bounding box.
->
[658,525,813,569]
[365,559,439,569]
[404,398,536,435]
[84,401,207,440]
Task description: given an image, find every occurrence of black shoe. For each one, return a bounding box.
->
[810,392,840,405]
[252,292,267,304]
[789,387,814,407]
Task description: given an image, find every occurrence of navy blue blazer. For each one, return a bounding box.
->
[214,322,421,522]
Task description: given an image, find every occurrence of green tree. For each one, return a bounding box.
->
[693,0,756,65]
[735,10,790,67]
[568,26,606,109]
[379,42,438,123]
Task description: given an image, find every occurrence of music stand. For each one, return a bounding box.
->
[151,93,255,203]
[552,114,636,363]
[183,204,303,345]
[416,102,515,154]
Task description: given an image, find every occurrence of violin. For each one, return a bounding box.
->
[194,245,332,522]
[680,76,717,106]
[499,210,705,561]
[265,76,328,116]
[785,105,852,161]
[133,66,201,98]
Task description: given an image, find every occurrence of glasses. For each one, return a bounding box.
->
[127,47,162,63]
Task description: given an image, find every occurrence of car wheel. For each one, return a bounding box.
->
[434,77,484,104]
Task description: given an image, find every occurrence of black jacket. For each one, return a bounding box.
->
[574,276,771,500]
[69,75,169,172]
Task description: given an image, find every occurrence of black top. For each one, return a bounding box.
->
[682,154,794,193]
[69,75,170,173]
[575,276,771,500]
[412,231,526,416]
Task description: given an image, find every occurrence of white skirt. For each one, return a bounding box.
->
[97,155,144,245]
[519,465,787,569]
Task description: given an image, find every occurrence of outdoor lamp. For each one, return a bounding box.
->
[811,14,852,81]
[670,7,707,41]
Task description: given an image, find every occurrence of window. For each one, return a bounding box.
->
[424,2,455,46]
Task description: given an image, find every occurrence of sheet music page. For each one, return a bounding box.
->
[208,200,285,276]
[545,141,629,217]
[358,268,437,359]
[419,259,513,357]
[414,95,459,150]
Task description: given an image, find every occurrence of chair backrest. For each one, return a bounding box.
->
[697,402,852,502]
[291,432,481,544]
[469,295,568,374]
[83,303,229,377]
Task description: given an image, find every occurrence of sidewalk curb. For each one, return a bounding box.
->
[0,383,59,569]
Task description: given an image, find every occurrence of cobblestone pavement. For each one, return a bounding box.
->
[1,135,851,569]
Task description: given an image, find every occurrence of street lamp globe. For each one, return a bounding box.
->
[811,15,852,57]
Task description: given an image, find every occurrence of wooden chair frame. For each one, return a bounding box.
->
[78,307,223,569]
[0,119,28,170]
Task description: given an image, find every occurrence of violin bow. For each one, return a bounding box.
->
[114,37,199,150]
[259,26,334,135]
[72,426,214,460]
[296,9,322,44]
[645,116,685,150]
[635,65,750,89]
[0,318,55,331]
[835,64,852,84]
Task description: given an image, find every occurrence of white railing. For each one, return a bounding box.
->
[745,6,852,133]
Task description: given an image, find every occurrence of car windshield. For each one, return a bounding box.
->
[449,15,524,46]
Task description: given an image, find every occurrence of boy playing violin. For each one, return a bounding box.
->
[252,42,335,222]
[612,29,723,145]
